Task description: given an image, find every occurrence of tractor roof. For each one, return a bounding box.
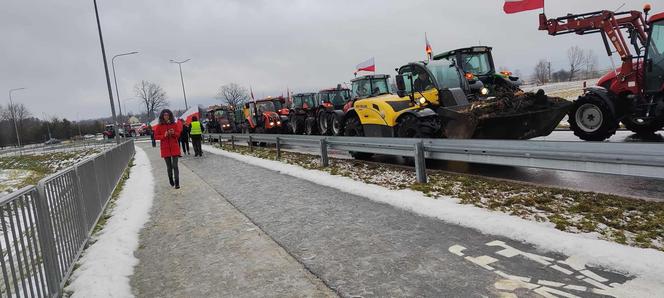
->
[255,96,286,102]
[319,87,350,92]
[350,74,390,82]
[433,46,493,60]
[293,92,316,97]
[650,11,664,23]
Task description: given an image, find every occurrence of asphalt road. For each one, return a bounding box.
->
[271,130,664,201]
[184,152,630,297]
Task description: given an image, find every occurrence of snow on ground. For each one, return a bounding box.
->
[65,146,154,298]
[524,79,599,100]
[0,169,34,196]
[203,144,664,297]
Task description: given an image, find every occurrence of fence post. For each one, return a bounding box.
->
[320,138,329,167]
[414,141,427,183]
[34,182,62,297]
[231,135,235,150]
[276,137,281,160]
[249,136,254,152]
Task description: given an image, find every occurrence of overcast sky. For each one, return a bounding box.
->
[0,0,651,120]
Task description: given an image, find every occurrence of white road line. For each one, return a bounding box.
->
[448,245,466,256]
[464,255,498,271]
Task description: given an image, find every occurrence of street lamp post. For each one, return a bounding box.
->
[43,113,52,140]
[93,0,120,144]
[170,59,191,110]
[8,88,26,147]
[112,51,139,119]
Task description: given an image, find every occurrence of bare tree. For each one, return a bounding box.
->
[567,46,587,81]
[3,103,31,136]
[216,83,249,108]
[135,80,168,121]
[534,59,550,84]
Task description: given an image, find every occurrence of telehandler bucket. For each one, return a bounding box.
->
[440,90,573,139]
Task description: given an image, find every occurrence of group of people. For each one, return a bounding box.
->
[153,109,204,189]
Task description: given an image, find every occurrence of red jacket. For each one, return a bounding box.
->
[155,121,182,158]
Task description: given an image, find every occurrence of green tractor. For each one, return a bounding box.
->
[433,46,522,98]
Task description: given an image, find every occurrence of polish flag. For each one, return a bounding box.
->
[355,57,375,74]
[179,105,200,124]
[503,0,544,14]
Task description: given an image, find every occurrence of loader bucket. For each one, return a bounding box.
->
[440,91,573,140]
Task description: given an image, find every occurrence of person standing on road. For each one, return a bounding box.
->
[189,116,204,157]
[147,124,156,147]
[155,109,182,189]
[179,119,191,155]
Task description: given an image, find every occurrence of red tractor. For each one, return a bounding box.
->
[315,85,352,136]
[288,93,318,135]
[241,97,285,134]
[539,5,664,140]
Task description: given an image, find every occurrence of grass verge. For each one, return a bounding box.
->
[216,144,664,252]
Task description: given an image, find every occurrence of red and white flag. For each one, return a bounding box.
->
[179,105,200,124]
[503,0,544,14]
[425,33,433,59]
[355,57,375,74]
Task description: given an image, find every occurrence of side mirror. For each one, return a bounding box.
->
[395,74,407,97]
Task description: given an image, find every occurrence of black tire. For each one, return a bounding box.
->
[290,114,304,135]
[396,115,435,138]
[622,116,664,137]
[344,115,372,159]
[318,113,331,135]
[568,95,618,141]
[306,118,318,135]
[331,114,344,136]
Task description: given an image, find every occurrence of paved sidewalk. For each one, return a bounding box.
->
[131,143,335,297]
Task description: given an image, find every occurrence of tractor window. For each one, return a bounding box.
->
[273,100,283,110]
[331,90,350,105]
[427,61,463,90]
[648,22,664,62]
[214,110,228,118]
[353,79,370,97]
[460,52,492,76]
[256,101,276,113]
[370,78,390,95]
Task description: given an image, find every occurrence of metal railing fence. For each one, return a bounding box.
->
[205,133,664,184]
[0,140,134,297]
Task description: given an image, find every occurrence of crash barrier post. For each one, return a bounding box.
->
[248,136,254,152]
[0,140,135,297]
[414,141,427,183]
[276,137,281,160]
[231,135,235,150]
[202,133,664,181]
[320,139,329,167]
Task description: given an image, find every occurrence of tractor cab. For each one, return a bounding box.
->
[288,93,318,134]
[434,46,521,97]
[242,98,283,133]
[212,107,240,133]
[645,14,664,94]
[350,74,391,100]
[318,86,351,110]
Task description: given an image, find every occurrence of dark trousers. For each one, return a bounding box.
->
[180,138,189,154]
[150,135,156,147]
[164,157,179,186]
[191,135,203,156]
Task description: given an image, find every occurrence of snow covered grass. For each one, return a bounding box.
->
[64,146,154,298]
[204,144,664,296]
[0,149,103,197]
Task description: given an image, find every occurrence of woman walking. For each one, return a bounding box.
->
[155,109,182,189]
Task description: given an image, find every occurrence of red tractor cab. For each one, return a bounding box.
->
[539,5,664,140]
[242,97,284,134]
[315,85,352,135]
[288,93,319,134]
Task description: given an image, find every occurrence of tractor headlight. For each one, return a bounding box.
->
[269,122,275,126]
[480,87,489,96]
[277,121,281,125]
[418,97,427,105]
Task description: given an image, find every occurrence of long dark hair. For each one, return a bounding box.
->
[158,109,175,125]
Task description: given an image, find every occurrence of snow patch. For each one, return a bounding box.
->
[65,146,154,298]
[203,144,664,296]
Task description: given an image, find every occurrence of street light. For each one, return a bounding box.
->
[9,88,26,147]
[170,58,191,110]
[93,0,119,144]
[112,51,139,119]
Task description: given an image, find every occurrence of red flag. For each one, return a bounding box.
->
[178,106,200,124]
[425,33,433,59]
[503,0,544,14]
[355,57,375,74]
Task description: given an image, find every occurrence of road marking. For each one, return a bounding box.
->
[580,269,609,283]
[534,286,581,298]
[564,285,588,291]
[464,255,498,270]
[448,244,466,256]
[550,265,573,275]
[537,279,565,287]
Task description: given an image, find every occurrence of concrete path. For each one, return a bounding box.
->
[131,143,335,298]
[182,146,630,298]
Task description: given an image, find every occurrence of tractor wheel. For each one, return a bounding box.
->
[622,115,664,137]
[396,115,435,138]
[318,113,331,135]
[306,118,318,135]
[331,114,344,136]
[290,115,304,135]
[344,115,372,159]
[568,95,618,141]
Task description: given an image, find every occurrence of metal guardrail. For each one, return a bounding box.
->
[0,140,135,297]
[204,133,664,183]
